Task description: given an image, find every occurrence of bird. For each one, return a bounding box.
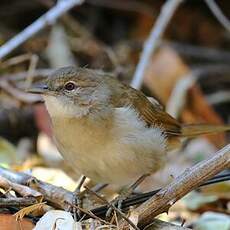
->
[28,66,230,187]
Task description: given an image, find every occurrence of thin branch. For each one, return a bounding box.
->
[25,54,39,88]
[0,167,74,210]
[206,91,230,105]
[131,144,230,228]
[0,80,42,104]
[81,172,230,220]
[84,186,140,230]
[0,0,84,59]
[166,41,230,62]
[70,203,111,226]
[74,175,86,193]
[131,0,183,89]
[0,69,53,81]
[166,74,195,118]
[0,175,42,198]
[204,0,230,32]
[0,197,37,208]
[0,69,53,103]
[0,53,34,68]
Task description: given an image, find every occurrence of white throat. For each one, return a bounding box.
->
[43,95,89,118]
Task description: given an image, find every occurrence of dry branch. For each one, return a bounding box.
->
[0,175,41,198]
[131,0,183,89]
[205,0,230,32]
[167,42,230,62]
[0,69,54,103]
[137,144,230,228]
[0,167,74,210]
[0,197,37,208]
[119,144,230,229]
[0,69,53,82]
[0,0,84,59]
[0,80,42,104]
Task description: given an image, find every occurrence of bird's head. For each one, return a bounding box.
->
[28,66,114,118]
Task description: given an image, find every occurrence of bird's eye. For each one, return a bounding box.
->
[64,82,76,91]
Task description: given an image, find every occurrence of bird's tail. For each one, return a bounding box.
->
[181,124,230,137]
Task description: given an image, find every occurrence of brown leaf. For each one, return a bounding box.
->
[14,202,46,221]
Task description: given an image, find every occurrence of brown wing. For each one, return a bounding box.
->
[110,83,182,136]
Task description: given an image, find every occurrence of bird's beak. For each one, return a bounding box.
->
[26,83,49,94]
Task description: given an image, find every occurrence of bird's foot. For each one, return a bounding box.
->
[106,174,150,218]
[69,176,86,220]
[106,189,129,218]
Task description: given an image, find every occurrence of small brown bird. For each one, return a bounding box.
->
[29,66,230,186]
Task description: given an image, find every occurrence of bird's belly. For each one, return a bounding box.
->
[53,107,167,186]
[58,139,164,186]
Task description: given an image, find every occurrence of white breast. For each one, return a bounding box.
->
[49,104,167,186]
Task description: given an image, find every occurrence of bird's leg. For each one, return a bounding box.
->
[72,175,86,220]
[91,183,108,193]
[71,177,108,220]
[127,174,150,194]
[106,174,150,217]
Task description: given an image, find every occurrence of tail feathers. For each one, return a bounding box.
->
[181,124,230,137]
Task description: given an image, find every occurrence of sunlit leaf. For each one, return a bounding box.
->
[14,202,46,221]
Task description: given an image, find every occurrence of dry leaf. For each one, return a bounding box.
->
[14,202,46,221]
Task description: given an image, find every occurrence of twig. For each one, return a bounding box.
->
[0,167,74,210]
[0,175,42,198]
[0,53,34,68]
[166,64,230,116]
[70,203,111,226]
[77,172,230,220]
[131,0,183,89]
[74,175,86,193]
[166,73,195,118]
[204,0,230,32]
[84,186,140,230]
[25,54,39,88]
[0,68,53,103]
[166,41,230,62]
[72,175,86,221]
[0,80,42,103]
[91,183,108,193]
[0,69,53,82]
[0,0,84,59]
[191,65,230,78]
[206,91,230,105]
[127,144,230,228]
[0,197,37,208]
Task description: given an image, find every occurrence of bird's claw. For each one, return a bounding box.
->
[67,189,83,221]
[106,195,125,218]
